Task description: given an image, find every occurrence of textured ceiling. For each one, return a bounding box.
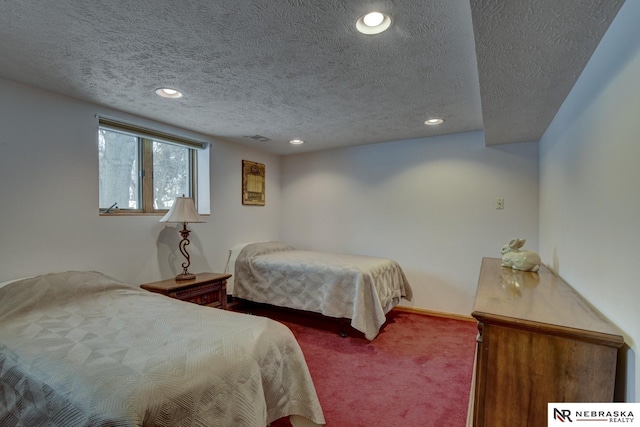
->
[0,0,625,154]
[472,0,625,145]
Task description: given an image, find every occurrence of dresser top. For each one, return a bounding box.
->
[472,258,623,346]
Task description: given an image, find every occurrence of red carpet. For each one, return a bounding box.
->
[252,306,478,427]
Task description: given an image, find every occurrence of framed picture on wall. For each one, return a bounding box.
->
[242,160,265,206]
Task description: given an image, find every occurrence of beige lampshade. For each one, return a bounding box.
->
[159,197,205,223]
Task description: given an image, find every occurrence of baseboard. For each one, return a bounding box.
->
[393,305,476,322]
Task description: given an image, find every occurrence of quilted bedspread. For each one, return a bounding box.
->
[0,271,325,427]
[233,242,413,340]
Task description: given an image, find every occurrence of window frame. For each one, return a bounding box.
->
[98,118,205,216]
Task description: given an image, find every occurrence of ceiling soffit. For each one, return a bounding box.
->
[471,0,626,146]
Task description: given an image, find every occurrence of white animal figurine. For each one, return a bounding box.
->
[500,238,541,272]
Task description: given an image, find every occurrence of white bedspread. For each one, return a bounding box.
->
[233,242,413,340]
[0,271,325,427]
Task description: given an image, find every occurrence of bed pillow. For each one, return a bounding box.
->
[0,277,34,290]
[225,243,257,294]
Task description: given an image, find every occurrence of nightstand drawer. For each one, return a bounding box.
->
[172,286,224,307]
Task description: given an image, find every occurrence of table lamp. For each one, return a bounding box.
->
[159,196,205,281]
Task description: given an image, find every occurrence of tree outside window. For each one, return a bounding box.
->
[98,126,195,214]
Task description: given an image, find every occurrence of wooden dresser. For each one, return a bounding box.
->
[469,257,623,427]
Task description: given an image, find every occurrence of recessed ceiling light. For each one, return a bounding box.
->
[289,139,304,145]
[356,12,391,35]
[424,118,444,126]
[363,12,385,27]
[155,88,183,98]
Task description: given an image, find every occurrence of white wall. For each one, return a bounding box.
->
[539,0,640,402]
[4,5,635,397]
[280,132,539,315]
[0,78,281,285]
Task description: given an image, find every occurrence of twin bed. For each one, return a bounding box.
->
[227,242,413,341]
[1,243,411,425]
[0,271,324,427]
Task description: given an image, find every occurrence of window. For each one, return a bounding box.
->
[98,118,207,214]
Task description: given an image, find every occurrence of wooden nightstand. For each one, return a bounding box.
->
[141,273,231,309]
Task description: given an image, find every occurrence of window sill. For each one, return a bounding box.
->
[99,211,210,217]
